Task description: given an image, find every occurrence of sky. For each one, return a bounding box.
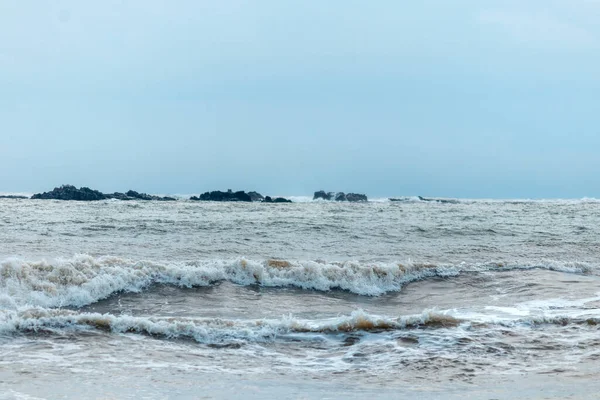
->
[1,0,600,198]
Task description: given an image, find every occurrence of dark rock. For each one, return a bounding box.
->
[247,191,264,202]
[192,190,252,202]
[31,185,106,201]
[346,193,368,202]
[126,190,153,200]
[262,196,292,203]
[105,191,176,201]
[105,192,130,200]
[313,190,334,201]
[335,192,347,201]
[32,185,176,201]
[314,190,367,202]
[0,195,28,199]
[125,190,175,201]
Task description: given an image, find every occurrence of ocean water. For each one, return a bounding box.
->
[1,197,600,399]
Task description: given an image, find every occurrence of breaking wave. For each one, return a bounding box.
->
[0,308,461,343]
[2,306,597,345]
[0,255,596,308]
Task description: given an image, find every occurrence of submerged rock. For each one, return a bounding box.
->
[31,185,106,201]
[417,196,459,204]
[105,192,129,201]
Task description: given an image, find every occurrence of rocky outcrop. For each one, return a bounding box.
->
[0,195,28,199]
[313,190,334,201]
[190,190,292,203]
[247,191,264,202]
[314,190,367,202]
[264,196,292,203]
[31,185,292,203]
[31,185,106,201]
[346,193,368,202]
[31,185,177,201]
[106,190,176,201]
[335,192,347,201]
[191,190,252,202]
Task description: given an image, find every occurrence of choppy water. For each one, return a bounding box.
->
[1,197,600,399]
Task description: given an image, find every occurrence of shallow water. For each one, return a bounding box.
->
[1,198,599,398]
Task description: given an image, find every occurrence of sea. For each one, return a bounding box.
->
[1,196,600,399]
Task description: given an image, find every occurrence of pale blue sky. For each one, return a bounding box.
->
[1,1,599,197]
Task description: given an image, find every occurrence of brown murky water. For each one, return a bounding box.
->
[1,198,600,399]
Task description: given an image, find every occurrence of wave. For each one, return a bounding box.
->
[3,306,598,345]
[221,196,600,204]
[0,308,461,343]
[0,255,596,308]
[387,197,600,205]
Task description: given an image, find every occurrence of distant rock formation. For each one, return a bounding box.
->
[31,185,106,201]
[190,190,292,203]
[247,191,264,202]
[191,190,252,202]
[264,196,292,203]
[313,190,367,202]
[106,190,176,201]
[0,195,29,199]
[335,192,347,201]
[313,190,334,201]
[31,185,176,201]
[30,185,295,203]
[345,193,368,202]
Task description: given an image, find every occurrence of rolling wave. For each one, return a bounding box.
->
[0,255,595,308]
[2,307,598,344]
[0,308,462,343]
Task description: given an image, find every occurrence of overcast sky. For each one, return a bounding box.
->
[1,1,599,198]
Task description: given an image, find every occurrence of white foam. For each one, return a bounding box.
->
[0,390,48,400]
[4,303,597,345]
[0,256,463,307]
[0,308,458,342]
[0,255,596,308]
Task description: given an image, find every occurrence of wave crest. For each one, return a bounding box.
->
[0,255,595,308]
[0,308,460,343]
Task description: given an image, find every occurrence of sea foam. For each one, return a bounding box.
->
[0,255,595,308]
[0,308,460,343]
